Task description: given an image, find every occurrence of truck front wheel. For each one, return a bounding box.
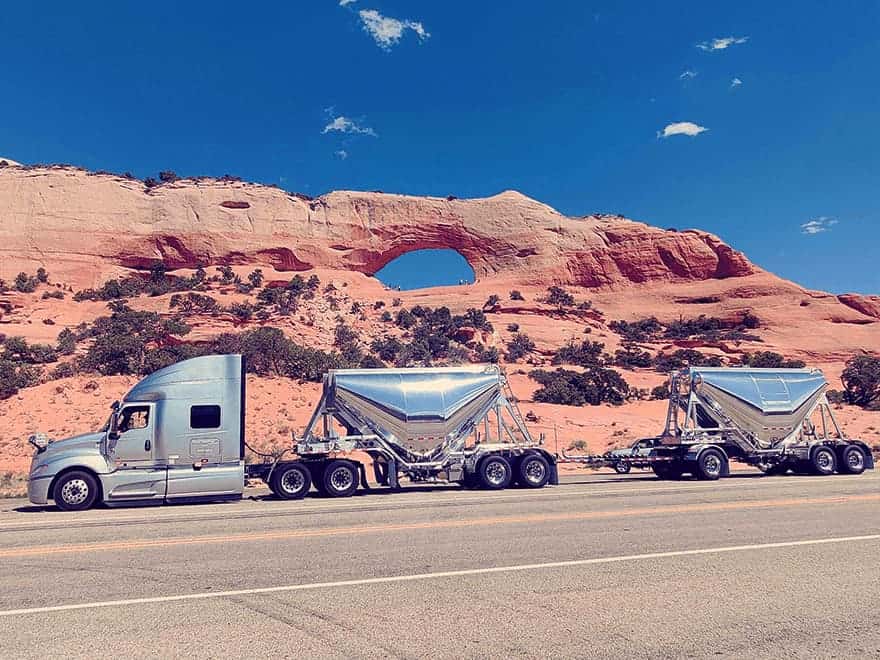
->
[53,470,99,511]
[322,460,359,498]
[271,463,312,500]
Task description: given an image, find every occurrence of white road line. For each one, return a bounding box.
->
[1,534,877,617]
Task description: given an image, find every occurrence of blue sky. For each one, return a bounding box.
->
[2,1,878,293]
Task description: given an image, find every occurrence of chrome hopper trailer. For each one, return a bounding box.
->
[564,367,874,480]
[26,355,557,510]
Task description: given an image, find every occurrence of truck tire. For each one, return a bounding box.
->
[53,470,99,511]
[810,446,837,476]
[613,462,631,474]
[478,455,512,490]
[694,448,726,481]
[839,445,866,475]
[322,460,359,498]
[517,454,551,488]
[270,463,312,500]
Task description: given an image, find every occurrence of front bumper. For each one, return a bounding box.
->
[27,476,53,505]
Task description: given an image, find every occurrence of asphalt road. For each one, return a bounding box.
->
[0,470,878,659]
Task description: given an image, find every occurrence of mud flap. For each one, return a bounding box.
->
[549,462,559,485]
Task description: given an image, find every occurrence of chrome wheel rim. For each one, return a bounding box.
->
[524,459,546,484]
[329,467,354,492]
[816,450,833,472]
[281,468,305,494]
[485,461,508,486]
[846,450,864,471]
[60,479,89,506]
[703,454,721,477]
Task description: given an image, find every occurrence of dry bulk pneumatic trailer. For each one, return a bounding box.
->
[565,367,874,480]
[26,355,557,510]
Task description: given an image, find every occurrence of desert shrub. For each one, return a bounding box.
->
[27,344,58,364]
[350,301,363,315]
[544,286,574,307]
[507,323,520,332]
[577,301,592,311]
[158,170,178,183]
[143,177,159,188]
[306,274,320,290]
[840,354,880,409]
[371,337,403,362]
[334,323,359,348]
[41,290,64,300]
[826,389,846,405]
[381,311,392,322]
[664,312,763,342]
[552,340,607,367]
[506,333,535,362]
[454,308,493,332]
[247,269,264,288]
[653,349,722,372]
[613,344,653,369]
[392,297,402,307]
[36,267,49,283]
[56,328,77,355]
[227,302,255,321]
[509,290,524,301]
[741,351,805,369]
[531,367,629,406]
[170,292,219,315]
[217,265,235,284]
[14,272,37,293]
[358,354,384,369]
[484,294,500,310]
[609,317,662,342]
[51,362,77,379]
[475,344,500,364]
[651,383,670,400]
[0,359,40,399]
[395,309,416,329]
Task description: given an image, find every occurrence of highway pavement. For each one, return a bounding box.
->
[0,470,878,658]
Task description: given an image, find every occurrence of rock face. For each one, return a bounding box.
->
[0,165,755,288]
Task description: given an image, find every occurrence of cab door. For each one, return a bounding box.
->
[105,403,167,502]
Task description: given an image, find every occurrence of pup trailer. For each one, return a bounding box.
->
[563,367,874,480]
[26,355,558,510]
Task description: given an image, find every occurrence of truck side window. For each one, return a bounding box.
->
[191,405,221,429]
[119,406,150,432]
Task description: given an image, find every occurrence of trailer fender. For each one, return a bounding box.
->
[684,444,730,477]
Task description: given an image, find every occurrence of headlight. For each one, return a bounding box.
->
[28,433,49,452]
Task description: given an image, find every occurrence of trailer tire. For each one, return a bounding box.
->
[809,446,837,476]
[613,462,631,474]
[53,470,99,511]
[517,454,551,488]
[270,463,312,500]
[839,445,866,475]
[322,460,359,498]
[478,455,512,490]
[694,448,726,481]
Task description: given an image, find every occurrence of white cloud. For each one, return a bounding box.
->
[358,9,429,50]
[730,77,743,88]
[679,69,698,80]
[335,149,349,160]
[658,121,709,138]
[801,217,838,235]
[322,116,377,137]
[697,36,748,51]
[339,0,356,5]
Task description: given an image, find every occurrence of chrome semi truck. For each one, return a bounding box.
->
[564,367,874,480]
[27,355,558,510]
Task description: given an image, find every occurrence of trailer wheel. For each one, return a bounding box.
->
[517,454,551,488]
[694,448,726,481]
[810,446,837,476]
[478,455,512,490]
[322,460,359,497]
[53,470,99,511]
[839,445,866,475]
[270,463,312,500]
[613,462,631,474]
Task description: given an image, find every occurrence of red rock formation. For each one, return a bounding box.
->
[0,165,755,289]
[837,294,880,320]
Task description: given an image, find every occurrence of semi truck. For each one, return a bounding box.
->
[564,367,874,480]
[26,355,558,510]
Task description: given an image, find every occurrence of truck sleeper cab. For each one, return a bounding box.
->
[27,355,246,510]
